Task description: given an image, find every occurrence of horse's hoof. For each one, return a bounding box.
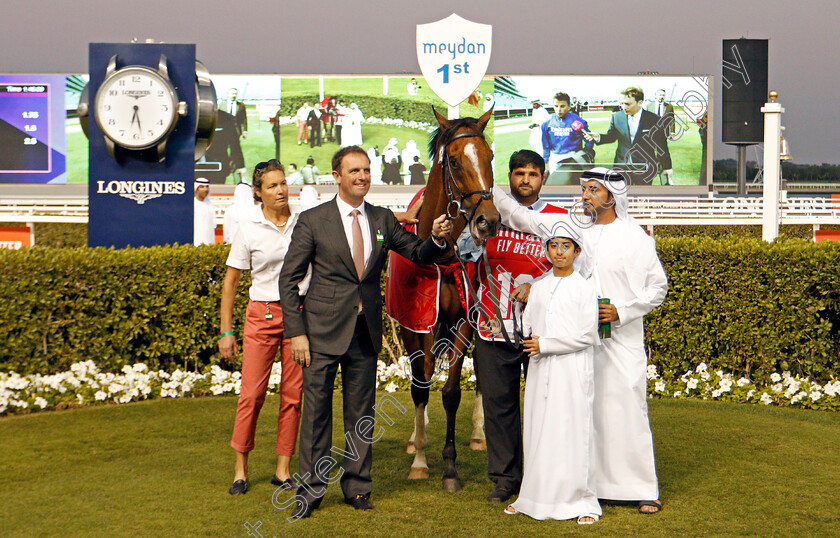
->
[469,438,487,451]
[406,441,416,455]
[408,467,430,480]
[442,477,463,492]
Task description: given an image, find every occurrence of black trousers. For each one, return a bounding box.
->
[297,316,376,508]
[474,337,529,493]
[308,124,322,147]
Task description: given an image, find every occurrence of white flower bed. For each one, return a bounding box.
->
[2,358,837,416]
[646,362,840,411]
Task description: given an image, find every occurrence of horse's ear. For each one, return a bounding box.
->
[433,106,450,129]
[477,106,494,132]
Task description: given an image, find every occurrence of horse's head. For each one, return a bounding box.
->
[430,107,501,244]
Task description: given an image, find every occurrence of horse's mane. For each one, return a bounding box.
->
[427,116,482,161]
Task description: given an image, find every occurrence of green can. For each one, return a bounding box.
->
[598,297,611,339]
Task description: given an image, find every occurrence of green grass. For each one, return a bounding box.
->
[1,392,838,537]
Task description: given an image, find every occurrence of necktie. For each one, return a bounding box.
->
[351,210,364,312]
[659,104,663,116]
[351,210,364,278]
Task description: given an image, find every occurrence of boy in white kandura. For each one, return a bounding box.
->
[502,223,601,524]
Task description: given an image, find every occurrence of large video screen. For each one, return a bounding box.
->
[6,73,710,188]
[61,74,493,186]
[0,75,67,184]
[493,75,710,187]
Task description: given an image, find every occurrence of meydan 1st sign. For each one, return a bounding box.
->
[416,13,492,107]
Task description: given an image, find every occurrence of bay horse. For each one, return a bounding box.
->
[386,107,500,491]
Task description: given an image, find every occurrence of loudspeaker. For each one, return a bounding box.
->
[722,39,768,145]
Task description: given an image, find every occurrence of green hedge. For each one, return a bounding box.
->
[0,244,241,374]
[1,237,839,383]
[647,236,840,382]
[279,95,437,124]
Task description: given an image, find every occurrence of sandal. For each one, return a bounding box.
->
[504,504,518,515]
[638,500,662,514]
[577,514,600,525]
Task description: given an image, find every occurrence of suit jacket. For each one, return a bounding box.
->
[226,101,247,135]
[646,101,676,134]
[598,109,672,184]
[202,110,244,183]
[279,198,444,356]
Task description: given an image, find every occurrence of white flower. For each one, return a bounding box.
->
[760,392,773,405]
[700,370,710,381]
[646,365,659,380]
[771,383,783,393]
[790,391,808,404]
[711,389,722,398]
[94,391,107,401]
[384,382,398,393]
[770,373,782,383]
[34,397,48,409]
[810,391,822,402]
[696,362,708,373]
[746,389,756,400]
[686,378,699,390]
[673,391,682,398]
[736,377,751,387]
[654,380,666,393]
[468,375,476,383]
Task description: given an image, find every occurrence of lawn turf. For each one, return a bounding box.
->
[1,392,838,537]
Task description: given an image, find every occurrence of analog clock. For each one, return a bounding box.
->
[92,54,187,160]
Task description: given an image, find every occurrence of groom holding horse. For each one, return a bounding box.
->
[458,149,567,503]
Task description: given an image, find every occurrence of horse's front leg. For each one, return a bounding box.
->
[440,319,472,492]
[402,328,433,479]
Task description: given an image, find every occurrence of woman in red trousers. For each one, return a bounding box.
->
[219,160,307,495]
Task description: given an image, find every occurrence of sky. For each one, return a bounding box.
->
[2,0,838,164]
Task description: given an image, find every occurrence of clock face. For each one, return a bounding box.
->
[94,66,179,149]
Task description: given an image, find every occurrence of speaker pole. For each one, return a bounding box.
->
[737,145,747,195]
[761,91,784,243]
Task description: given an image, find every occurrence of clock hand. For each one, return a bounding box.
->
[131,105,141,132]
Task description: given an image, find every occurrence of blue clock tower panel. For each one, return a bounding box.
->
[88,43,196,248]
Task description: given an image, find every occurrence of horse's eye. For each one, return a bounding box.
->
[449,158,459,168]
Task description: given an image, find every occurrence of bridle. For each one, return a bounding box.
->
[436,129,522,352]
[439,130,492,223]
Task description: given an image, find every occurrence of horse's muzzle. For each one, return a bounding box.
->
[472,211,500,243]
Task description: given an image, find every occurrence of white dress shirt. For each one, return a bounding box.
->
[335,195,372,271]
[226,206,309,301]
[627,109,642,141]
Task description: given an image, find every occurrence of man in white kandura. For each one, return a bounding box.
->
[194,177,215,246]
[491,167,668,515]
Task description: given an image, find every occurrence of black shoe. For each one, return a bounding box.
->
[487,487,514,503]
[228,479,249,495]
[270,475,296,490]
[290,500,313,520]
[345,493,374,511]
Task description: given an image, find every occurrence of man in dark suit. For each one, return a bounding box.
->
[278,146,451,519]
[226,88,248,139]
[584,87,674,185]
[646,89,676,139]
[197,109,244,185]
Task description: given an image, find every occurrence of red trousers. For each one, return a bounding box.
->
[230,300,302,456]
